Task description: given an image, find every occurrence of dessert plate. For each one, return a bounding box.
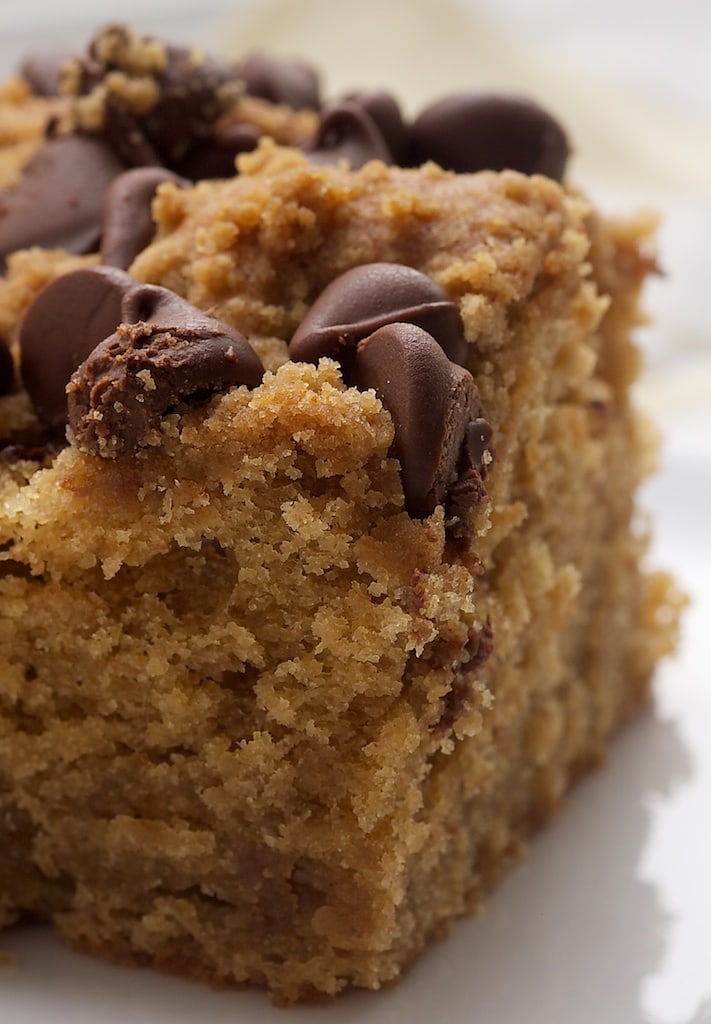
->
[1,409,709,1024]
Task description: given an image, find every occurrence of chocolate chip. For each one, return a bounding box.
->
[101,167,190,270]
[353,322,480,518]
[445,418,494,540]
[462,417,494,473]
[174,126,260,180]
[289,263,468,371]
[306,101,393,170]
[344,91,408,164]
[20,48,73,96]
[0,135,125,272]
[69,27,242,168]
[409,92,569,181]
[66,280,264,456]
[0,334,14,396]
[140,46,242,165]
[19,266,135,432]
[240,53,321,110]
[100,95,162,168]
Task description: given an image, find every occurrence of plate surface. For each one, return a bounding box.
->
[1,412,709,1024]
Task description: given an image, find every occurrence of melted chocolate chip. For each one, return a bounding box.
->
[66,279,264,456]
[0,135,125,272]
[409,92,569,181]
[240,53,320,110]
[20,48,73,96]
[19,266,134,432]
[445,418,494,540]
[290,263,468,372]
[70,27,242,169]
[174,125,260,180]
[353,322,480,518]
[344,91,408,164]
[462,417,494,474]
[306,101,393,170]
[100,95,162,168]
[0,334,14,396]
[101,167,189,270]
[139,47,242,165]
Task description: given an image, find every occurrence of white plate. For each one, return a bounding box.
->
[1,412,709,1024]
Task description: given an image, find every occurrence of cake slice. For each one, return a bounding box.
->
[0,25,681,1005]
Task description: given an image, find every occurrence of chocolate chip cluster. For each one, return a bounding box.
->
[17,259,492,530]
[0,23,570,274]
[307,90,568,180]
[289,264,493,525]
[0,25,320,273]
[4,22,577,526]
[20,267,263,454]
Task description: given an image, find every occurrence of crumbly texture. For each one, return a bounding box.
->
[0,144,681,1002]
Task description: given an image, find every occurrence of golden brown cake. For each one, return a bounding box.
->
[0,24,681,1005]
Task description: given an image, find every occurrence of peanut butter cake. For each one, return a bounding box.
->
[0,23,681,1004]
